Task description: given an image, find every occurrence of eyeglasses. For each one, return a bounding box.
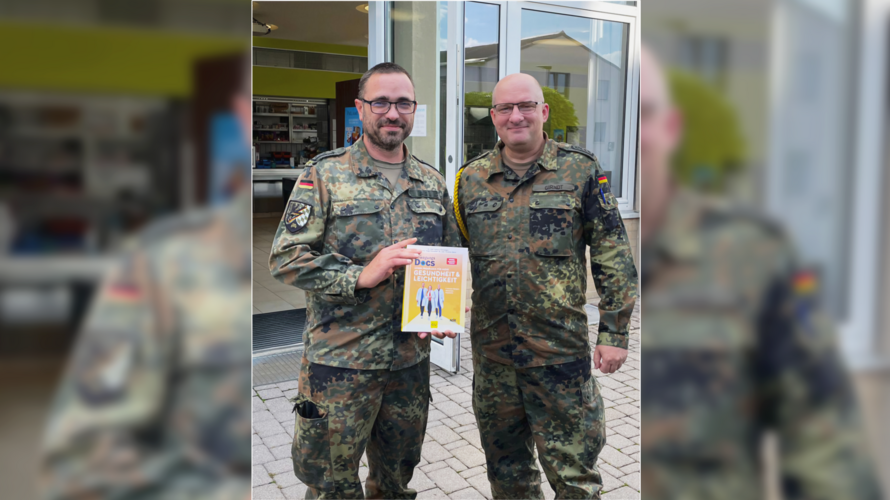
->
[361,99,417,114]
[492,101,540,116]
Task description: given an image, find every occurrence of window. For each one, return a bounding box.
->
[461,2,501,162]
[597,80,610,100]
[520,10,630,202]
[594,122,606,142]
[678,36,728,88]
[549,72,570,97]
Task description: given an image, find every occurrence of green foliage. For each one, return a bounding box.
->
[465,91,492,108]
[668,69,746,191]
[541,87,579,138]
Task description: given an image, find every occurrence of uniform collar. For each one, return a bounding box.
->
[350,136,425,182]
[488,132,558,179]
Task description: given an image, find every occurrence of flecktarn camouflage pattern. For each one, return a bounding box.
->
[641,189,882,500]
[456,138,637,367]
[473,355,606,499]
[270,137,459,371]
[291,358,430,499]
[456,136,637,499]
[40,194,252,500]
[269,137,458,499]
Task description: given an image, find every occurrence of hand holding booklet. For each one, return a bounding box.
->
[400,245,469,334]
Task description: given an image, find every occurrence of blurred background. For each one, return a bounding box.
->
[644,0,890,495]
[0,0,249,498]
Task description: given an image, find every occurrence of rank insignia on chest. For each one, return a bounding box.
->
[285,201,312,233]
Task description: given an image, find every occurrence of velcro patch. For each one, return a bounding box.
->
[285,201,312,233]
[532,183,575,192]
[408,189,440,199]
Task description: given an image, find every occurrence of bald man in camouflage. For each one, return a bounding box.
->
[455,73,638,499]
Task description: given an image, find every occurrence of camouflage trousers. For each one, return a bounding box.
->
[472,354,606,500]
[291,358,431,499]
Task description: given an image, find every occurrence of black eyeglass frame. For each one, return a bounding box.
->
[360,98,418,115]
[491,101,542,115]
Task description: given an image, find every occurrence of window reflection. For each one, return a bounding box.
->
[438,1,448,173]
[392,2,444,173]
[520,10,628,191]
[462,2,500,162]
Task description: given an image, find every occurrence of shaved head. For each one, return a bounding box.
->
[490,73,550,154]
[492,73,544,104]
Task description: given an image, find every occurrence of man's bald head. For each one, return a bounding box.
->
[492,73,544,105]
[490,73,550,154]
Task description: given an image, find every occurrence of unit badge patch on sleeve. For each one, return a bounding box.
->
[285,201,312,233]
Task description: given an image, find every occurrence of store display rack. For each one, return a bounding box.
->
[252,97,324,145]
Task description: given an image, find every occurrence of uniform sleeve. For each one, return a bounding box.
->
[269,166,370,305]
[40,250,179,500]
[581,160,639,349]
[756,262,881,499]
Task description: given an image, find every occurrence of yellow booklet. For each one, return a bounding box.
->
[401,245,469,334]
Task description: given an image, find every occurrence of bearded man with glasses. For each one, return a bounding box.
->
[270,62,459,499]
[454,73,638,499]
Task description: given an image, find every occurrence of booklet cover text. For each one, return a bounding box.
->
[400,245,469,333]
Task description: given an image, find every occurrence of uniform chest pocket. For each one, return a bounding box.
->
[408,198,446,246]
[331,199,386,262]
[529,193,575,257]
[465,197,503,256]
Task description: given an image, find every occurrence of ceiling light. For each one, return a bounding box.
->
[356,4,369,14]
[252,17,278,36]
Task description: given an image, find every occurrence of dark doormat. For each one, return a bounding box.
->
[252,308,306,353]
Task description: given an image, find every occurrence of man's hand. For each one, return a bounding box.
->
[418,330,457,340]
[356,238,422,290]
[417,307,469,339]
[593,345,627,374]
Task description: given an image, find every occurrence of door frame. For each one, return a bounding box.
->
[505,1,640,213]
[370,1,639,214]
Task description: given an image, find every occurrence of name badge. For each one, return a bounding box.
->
[532,183,575,192]
[408,188,439,199]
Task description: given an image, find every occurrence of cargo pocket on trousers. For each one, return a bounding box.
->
[292,399,333,489]
[582,375,594,405]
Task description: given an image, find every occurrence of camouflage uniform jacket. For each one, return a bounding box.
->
[270,137,459,371]
[41,194,252,500]
[456,137,638,367]
[641,189,880,500]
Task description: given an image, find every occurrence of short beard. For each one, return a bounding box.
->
[365,118,410,152]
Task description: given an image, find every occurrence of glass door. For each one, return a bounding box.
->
[373,1,637,371]
[385,2,473,372]
[505,2,639,212]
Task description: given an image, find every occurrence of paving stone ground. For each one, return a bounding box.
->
[252,302,641,499]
